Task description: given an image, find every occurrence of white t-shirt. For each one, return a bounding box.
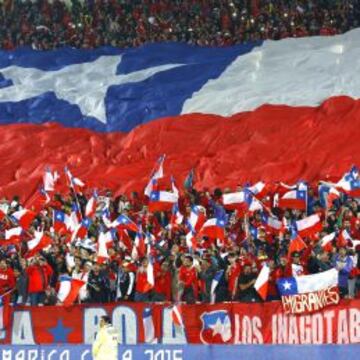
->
[92,325,119,360]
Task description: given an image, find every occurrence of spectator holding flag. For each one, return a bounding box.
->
[332,246,354,298]
[178,255,199,304]
[134,257,153,302]
[0,164,359,308]
[72,260,92,303]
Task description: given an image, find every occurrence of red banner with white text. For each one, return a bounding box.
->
[1,300,359,345]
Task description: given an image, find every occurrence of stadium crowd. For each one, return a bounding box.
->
[0,0,359,50]
[0,167,359,307]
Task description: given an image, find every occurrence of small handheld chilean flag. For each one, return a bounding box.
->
[134,230,146,258]
[244,189,263,212]
[318,184,341,208]
[64,166,85,188]
[210,269,224,304]
[320,232,336,252]
[43,167,59,192]
[57,275,86,307]
[53,210,71,234]
[187,205,206,233]
[111,214,138,232]
[26,231,52,258]
[85,191,98,218]
[278,189,307,210]
[144,155,165,196]
[148,190,178,212]
[288,226,307,256]
[96,231,112,263]
[222,191,245,210]
[169,203,183,229]
[337,229,352,248]
[11,209,36,230]
[27,187,51,213]
[254,264,270,301]
[185,230,197,250]
[199,218,226,240]
[73,217,92,240]
[150,154,166,180]
[118,228,133,251]
[336,165,360,197]
[261,212,282,233]
[247,181,269,199]
[1,227,22,245]
[295,214,322,238]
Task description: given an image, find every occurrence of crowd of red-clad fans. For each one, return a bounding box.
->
[0,163,359,307]
[0,0,359,50]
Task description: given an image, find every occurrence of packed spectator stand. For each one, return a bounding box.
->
[0,0,360,50]
[0,0,359,309]
[0,164,359,307]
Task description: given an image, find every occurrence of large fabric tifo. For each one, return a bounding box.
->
[0,43,257,132]
[1,96,360,201]
[1,30,360,199]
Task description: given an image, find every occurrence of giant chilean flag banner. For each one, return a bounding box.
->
[1,30,360,198]
[1,300,359,345]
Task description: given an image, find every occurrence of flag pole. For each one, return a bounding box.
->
[246,188,275,217]
[64,167,83,221]
[148,154,166,179]
[1,288,15,298]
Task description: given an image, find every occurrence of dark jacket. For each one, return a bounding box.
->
[308,257,332,274]
[199,265,217,303]
[116,269,135,301]
[87,270,110,303]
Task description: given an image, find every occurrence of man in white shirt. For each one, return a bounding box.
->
[92,316,119,360]
[291,252,305,277]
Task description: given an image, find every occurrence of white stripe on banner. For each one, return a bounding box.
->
[0,299,3,330]
[182,29,360,116]
[297,268,338,293]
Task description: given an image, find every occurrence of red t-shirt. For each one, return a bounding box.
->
[154,269,172,301]
[26,264,53,293]
[136,268,152,294]
[227,263,241,296]
[179,266,197,288]
[0,268,15,295]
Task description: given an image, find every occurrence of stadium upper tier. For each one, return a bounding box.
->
[0,0,359,50]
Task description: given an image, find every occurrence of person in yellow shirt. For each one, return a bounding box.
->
[92,316,119,360]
